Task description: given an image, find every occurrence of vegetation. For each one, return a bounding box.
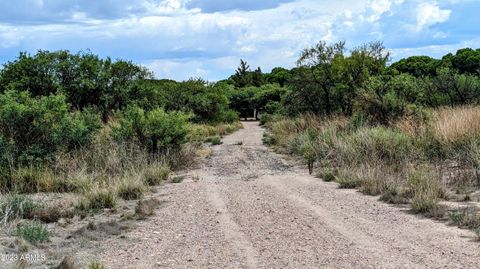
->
[14,221,50,244]
[1,40,480,265]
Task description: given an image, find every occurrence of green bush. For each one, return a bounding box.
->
[343,127,416,165]
[354,75,427,125]
[0,91,100,165]
[113,106,191,154]
[14,222,50,244]
[210,136,223,145]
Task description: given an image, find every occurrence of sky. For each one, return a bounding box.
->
[0,0,479,81]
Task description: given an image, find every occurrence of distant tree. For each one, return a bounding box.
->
[229,88,256,120]
[0,50,152,121]
[252,67,264,87]
[449,48,480,75]
[232,59,251,88]
[390,56,440,77]
[266,67,291,87]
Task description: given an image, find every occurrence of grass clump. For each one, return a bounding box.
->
[117,179,147,200]
[210,136,222,145]
[14,222,50,244]
[76,189,117,212]
[89,261,107,269]
[448,207,480,229]
[144,165,170,186]
[0,195,42,222]
[317,169,337,182]
[407,166,446,215]
[171,176,185,184]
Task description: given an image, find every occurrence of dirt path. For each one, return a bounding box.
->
[101,122,480,268]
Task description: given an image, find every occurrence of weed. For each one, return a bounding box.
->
[14,222,50,244]
[171,176,185,184]
[408,166,445,214]
[144,165,170,186]
[210,136,222,145]
[117,179,146,200]
[0,195,42,222]
[89,261,106,269]
[76,189,117,212]
[448,207,480,229]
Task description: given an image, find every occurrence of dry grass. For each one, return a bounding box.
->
[431,106,480,144]
[189,122,243,142]
[265,107,480,222]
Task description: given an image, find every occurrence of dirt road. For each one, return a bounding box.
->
[101,122,480,268]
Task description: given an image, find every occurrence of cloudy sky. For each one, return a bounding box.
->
[0,0,479,81]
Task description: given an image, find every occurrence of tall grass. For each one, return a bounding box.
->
[266,107,480,221]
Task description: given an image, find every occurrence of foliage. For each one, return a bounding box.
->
[0,195,41,222]
[112,106,191,154]
[14,222,50,244]
[0,50,152,121]
[0,90,100,165]
[390,56,440,77]
[144,165,171,186]
[76,189,117,212]
[210,136,223,145]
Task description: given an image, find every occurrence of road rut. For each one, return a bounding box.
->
[101,122,480,268]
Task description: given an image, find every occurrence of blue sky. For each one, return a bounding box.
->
[0,0,479,81]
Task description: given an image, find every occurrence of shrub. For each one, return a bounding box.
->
[14,222,50,244]
[407,166,446,214]
[113,106,191,154]
[341,127,416,166]
[210,136,223,145]
[171,176,185,184]
[0,91,100,166]
[76,189,117,212]
[317,169,336,182]
[143,165,170,186]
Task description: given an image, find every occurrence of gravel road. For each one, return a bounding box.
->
[101,121,480,268]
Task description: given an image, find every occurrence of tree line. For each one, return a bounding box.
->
[225,42,480,125]
[0,42,479,168]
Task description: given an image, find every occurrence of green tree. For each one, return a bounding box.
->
[231,59,251,88]
[390,56,440,77]
[0,91,100,165]
[113,106,191,154]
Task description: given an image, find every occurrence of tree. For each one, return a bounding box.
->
[113,106,191,154]
[0,50,153,122]
[288,41,346,115]
[232,59,251,88]
[0,91,100,165]
[390,56,440,77]
[229,88,256,120]
[266,67,291,87]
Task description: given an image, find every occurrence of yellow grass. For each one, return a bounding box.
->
[431,106,480,144]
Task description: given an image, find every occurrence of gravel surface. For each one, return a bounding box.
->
[101,121,480,268]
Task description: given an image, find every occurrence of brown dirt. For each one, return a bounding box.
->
[100,121,480,268]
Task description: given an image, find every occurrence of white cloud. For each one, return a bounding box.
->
[366,0,404,22]
[416,2,451,31]
[0,0,478,80]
